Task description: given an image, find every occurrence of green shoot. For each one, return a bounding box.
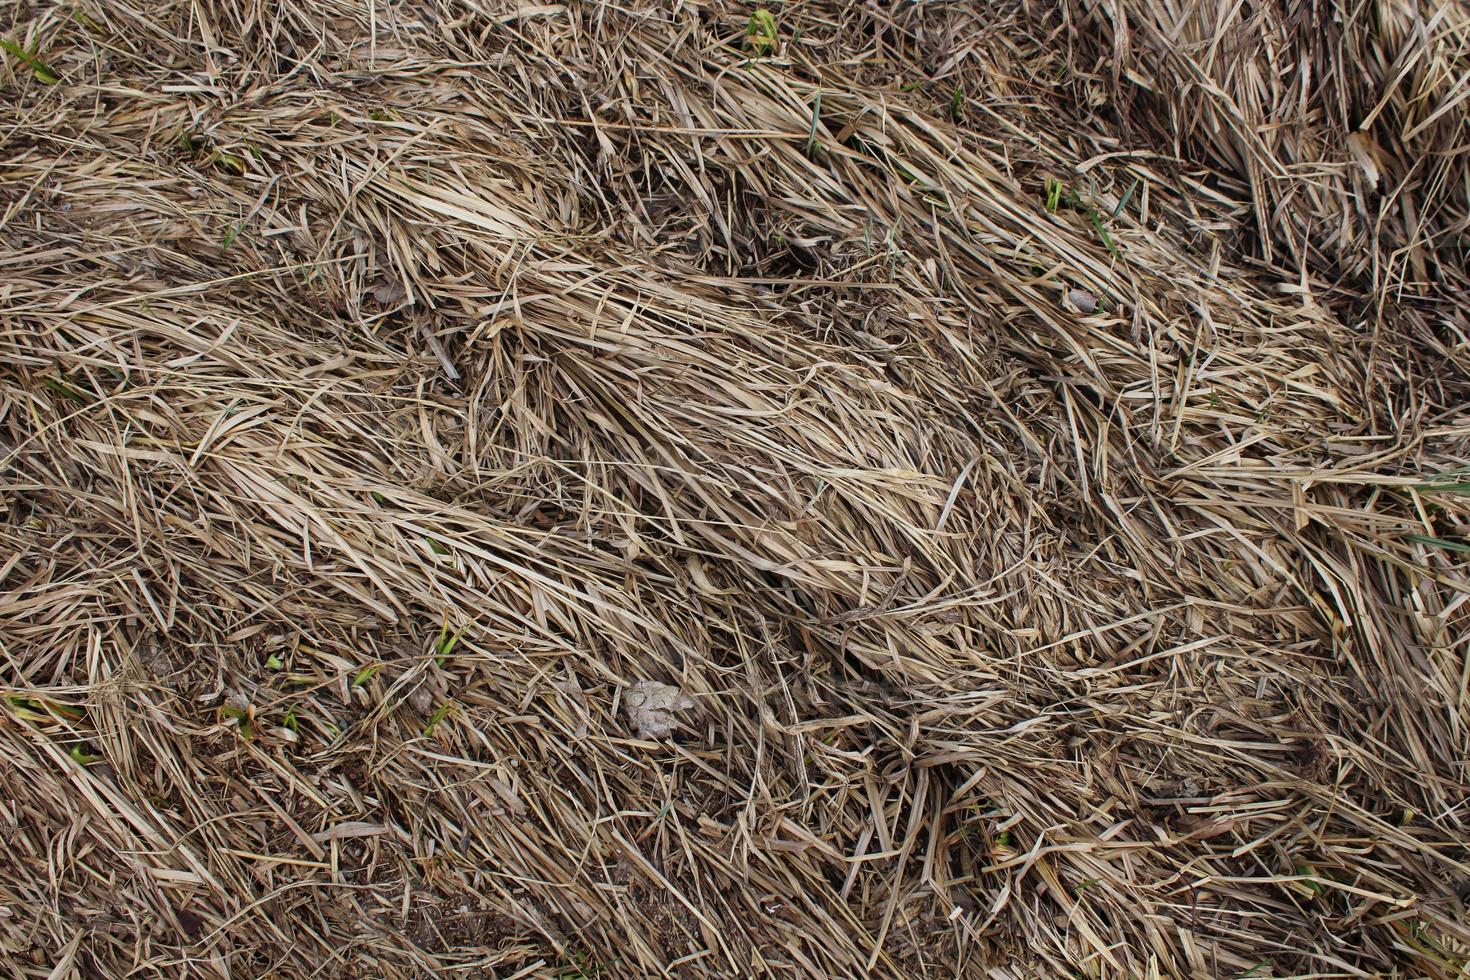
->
[423,702,454,737]
[5,695,48,723]
[69,745,101,765]
[282,707,299,733]
[1407,534,1470,554]
[746,9,778,56]
[1412,468,1470,493]
[948,84,965,122]
[52,701,83,722]
[41,377,91,404]
[1044,177,1064,213]
[555,947,611,979]
[1045,177,1120,254]
[220,705,253,740]
[434,622,464,662]
[221,222,244,252]
[6,695,84,724]
[352,664,381,687]
[211,149,246,175]
[1112,176,1140,218]
[1293,864,1325,896]
[1,37,60,84]
[265,653,283,670]
[1090,209,1118,256]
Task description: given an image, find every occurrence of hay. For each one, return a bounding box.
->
[1,0,1468,975]
[1062,0,1470,330]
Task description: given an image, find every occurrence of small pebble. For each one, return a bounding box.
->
[1067,288,1098,314]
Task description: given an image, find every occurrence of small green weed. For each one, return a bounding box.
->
[422,701,454,737]
[556,948,602,979]
[1292,864,1325,897]
[1412,469,1470,494]
[746,9,778,56]
[1,37,60,84]
[211,149,247,175]
[1112,176,1140,218]
[434,621,464,663]
[1044,176,1123,255]
[41,376,92,404]
[1406,534,1470,555]
[6,694,83,724]
[5,695,47,723]
[69,745,101,765]
[221,221,245,252]
[220,705,254,740]
[352,664,381,687]
[1044,176,1065,213]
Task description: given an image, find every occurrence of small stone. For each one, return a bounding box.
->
[370,281,407,305]
[1066,288,1098,314]
[623,681,695,740]
[407,666,447,716]
[407,684,435,716]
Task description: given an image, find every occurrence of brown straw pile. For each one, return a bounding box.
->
[3,1,1469,976]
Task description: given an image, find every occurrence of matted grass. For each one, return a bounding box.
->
[2,0,1469,976]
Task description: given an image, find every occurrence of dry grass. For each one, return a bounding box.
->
[2,0,1469,976]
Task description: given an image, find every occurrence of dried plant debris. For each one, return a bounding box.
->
[2,0,1469,977]
[622,681,695,741]
[1065,287,1098,314]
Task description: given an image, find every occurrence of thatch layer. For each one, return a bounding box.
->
[1063,0,1470,329]
[2,1,1468,976]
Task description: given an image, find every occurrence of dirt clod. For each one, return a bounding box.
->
[623,681,695,740]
